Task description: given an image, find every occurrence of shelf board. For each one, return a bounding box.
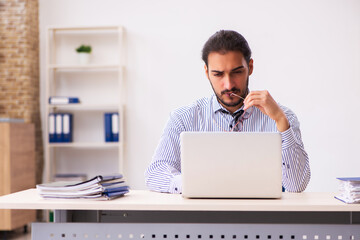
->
[49,25,122,32]
[48,104,120,112]
[48,142,120,148]
[49,64,121,70]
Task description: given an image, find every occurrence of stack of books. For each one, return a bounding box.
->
[335,177,360,204]
[37,174,129,200]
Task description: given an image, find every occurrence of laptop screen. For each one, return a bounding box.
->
[181,132,282,198]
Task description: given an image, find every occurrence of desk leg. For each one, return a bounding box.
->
[54,210,70,223]
[54,210,101,223]
[54,210,69,223]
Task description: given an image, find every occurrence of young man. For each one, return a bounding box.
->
[145,30,310,193]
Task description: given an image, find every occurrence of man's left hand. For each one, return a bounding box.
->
[243,90,290,132]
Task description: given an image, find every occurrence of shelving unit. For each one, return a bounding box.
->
[44,26,125,183]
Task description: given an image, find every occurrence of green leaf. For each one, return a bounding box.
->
[76,44,92,53]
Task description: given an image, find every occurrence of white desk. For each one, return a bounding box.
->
[0,189,359,240]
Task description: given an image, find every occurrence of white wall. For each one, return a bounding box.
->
[39,0,360,192]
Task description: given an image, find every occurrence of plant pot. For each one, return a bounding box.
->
[78,52,91,65]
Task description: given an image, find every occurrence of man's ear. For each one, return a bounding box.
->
[204,64,210,80]
[248,59,254,76]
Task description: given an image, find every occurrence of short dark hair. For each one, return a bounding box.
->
[202,30,252,67]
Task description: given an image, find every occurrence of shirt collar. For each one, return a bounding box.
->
[212,94,226,113]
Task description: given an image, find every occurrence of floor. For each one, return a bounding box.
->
[0,225,31,240]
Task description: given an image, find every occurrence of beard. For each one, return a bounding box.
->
[210,76,249,108]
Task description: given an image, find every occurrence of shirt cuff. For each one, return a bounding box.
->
[169,175,182,194]
[280,127,296,149]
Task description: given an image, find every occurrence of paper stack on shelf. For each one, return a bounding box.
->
[37,174,129,200]
[335,177,360,204]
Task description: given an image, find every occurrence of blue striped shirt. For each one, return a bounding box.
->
[145,94,310,193]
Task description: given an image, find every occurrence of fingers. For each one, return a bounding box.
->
[243,90,279,117]
[243,90,290,132]
[243,90,272,111]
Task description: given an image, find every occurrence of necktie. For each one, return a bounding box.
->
[230,110,244,130]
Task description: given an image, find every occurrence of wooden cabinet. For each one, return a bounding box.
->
[0,122,36,230]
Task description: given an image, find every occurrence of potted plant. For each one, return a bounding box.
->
[76,44,92,65]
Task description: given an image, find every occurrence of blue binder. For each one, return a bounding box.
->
[55,113,63,142]
[111,113,119,142]
[49,97,80,104]
[62,113,73,142]
[104,113,112,142]
[48,113,56,143]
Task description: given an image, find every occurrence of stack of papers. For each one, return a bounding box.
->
[37,174,129,200]
[335,177,360,204]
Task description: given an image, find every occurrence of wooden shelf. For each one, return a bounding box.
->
[49,64,121,70]
[49,25,122,32]
[49,142,120,149]
[48,104,120,112]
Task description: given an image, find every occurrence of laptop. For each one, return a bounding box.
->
[180,132,282,198]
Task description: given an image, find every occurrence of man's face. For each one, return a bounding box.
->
[205,51,253,113]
